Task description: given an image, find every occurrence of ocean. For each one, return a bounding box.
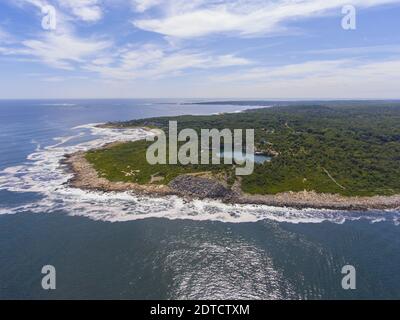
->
[0,99,399,299]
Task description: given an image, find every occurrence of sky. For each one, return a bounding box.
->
[0,0,400,99]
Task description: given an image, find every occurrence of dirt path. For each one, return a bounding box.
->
[322,167,346,190]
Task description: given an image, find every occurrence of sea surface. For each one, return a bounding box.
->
[0,99,399,299]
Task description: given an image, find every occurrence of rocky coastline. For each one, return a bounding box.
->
[61,141,400,211]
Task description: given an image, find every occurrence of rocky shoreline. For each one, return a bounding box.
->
[61,142,400,212]
[62,151,176,197]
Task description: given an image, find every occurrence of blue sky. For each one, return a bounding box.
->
[0,0,400,99]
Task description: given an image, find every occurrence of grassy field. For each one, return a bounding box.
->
[86,140,235,186]
[88,103,400,197]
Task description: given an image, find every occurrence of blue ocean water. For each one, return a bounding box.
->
[0,99,399,299]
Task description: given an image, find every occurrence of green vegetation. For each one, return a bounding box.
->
[86,140,234,185]
[91,103,400,197]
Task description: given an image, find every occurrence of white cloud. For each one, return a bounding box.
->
[84,44,252,80]
[17,0,47,8]
[304,44,400,55]
[1,0,110,69]
[91,57,115,65]
[213,60,353,82]
[0,27,11,43]
[132,0,163,12]
[58,0,103,22]
[42,76,65,82]
[208,58,400,98]
[15,0,103,22]
[2,1,250,76]
[210,54,252,67]
[20,32,111,69]
[2,0,400,99]
[132,0,400,38]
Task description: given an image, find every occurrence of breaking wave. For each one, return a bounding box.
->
[0,124,399,225]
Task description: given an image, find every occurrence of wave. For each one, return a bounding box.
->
[0,124,399,225]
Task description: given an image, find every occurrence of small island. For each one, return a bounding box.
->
[63,102,400,211]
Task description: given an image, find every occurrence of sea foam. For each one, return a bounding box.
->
[0,124,399,224]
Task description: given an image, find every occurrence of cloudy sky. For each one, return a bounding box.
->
[0,0,400,99]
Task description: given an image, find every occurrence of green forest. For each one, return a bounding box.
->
[91,103,400,197]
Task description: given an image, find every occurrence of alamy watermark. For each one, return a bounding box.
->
[342,5,357,30]
[41,265,56,290]
[146,121,255,176]
[41,5,57,30]
[341,265,356,290]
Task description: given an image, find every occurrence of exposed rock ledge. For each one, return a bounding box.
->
[169,175,234,200]
[62,148,400,211]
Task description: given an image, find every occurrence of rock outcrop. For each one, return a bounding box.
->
[62,144,400,211]
[168,175,234,200]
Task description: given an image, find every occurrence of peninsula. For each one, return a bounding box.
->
[63,102,400,211]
